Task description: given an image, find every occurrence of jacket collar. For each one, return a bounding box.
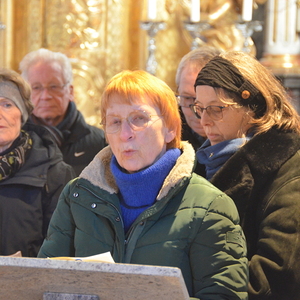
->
[210,128,300,222]
[80,141,195,199]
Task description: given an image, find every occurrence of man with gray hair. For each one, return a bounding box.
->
[175,46,221,176]
[19,48,107,176]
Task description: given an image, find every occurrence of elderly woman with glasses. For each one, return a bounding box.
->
[38,70,248,299]
[193,51,300,300]
[0,68,75,257]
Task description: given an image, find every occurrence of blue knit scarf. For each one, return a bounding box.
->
[110,148,181,232]
[197,137,250,180]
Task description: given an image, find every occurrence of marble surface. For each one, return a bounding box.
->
[0,256,189,299]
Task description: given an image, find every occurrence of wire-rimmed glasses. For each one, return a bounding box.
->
[175,95,196,108]
[101,110,162,134]
[31,82,69,95]
[190,104,232,121]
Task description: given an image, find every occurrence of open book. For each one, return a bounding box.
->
[48,251,115,263]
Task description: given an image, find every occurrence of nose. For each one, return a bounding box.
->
[119,119,134,141]
[200,109,213,127]
[39,87,53,99]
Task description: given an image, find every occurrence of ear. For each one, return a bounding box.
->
[165,128,176,144]
[69,84,74,102]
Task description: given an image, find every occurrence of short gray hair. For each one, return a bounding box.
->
[19,48,73,84]
[175,46,221,87]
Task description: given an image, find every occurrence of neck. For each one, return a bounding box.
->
[32,115,63,127]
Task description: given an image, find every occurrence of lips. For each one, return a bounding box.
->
[122,149,136,157]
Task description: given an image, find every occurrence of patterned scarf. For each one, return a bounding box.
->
[0,130,32,181]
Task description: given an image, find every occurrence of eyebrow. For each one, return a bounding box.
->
[195,99,222,105]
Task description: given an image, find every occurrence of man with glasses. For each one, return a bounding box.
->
[175,46,220,175]
[19,48,107,176]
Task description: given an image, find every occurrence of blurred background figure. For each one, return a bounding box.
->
[0,68,75,257]
[38,70,248,300]
[193,51,300,300]
[175,46,221,175]
[19,48,107,176]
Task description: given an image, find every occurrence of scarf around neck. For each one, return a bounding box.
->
[31,101,78,147]
[197,137,250,180]
[0,130,32,181]
[110,148,181,232]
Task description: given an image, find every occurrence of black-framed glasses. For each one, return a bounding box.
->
[190,104,232,121]
[175,95,196,108]
[31,82,69,95]
[101,110,162,134]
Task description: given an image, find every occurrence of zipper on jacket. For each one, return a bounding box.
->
[124,220,146,263]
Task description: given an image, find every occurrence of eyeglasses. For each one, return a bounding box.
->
[31,83,69,95]
[176,95,196,108]
[101,110,162,134]
[190,104,232,121]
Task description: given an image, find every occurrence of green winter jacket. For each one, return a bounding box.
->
[38,142,249,299]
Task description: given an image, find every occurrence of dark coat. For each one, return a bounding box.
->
[29,102,107,176]
[180,107,206,176]
[209,128,300,300]
[0,124,75,257]
[38,142,248,300]
[58,110,107,176]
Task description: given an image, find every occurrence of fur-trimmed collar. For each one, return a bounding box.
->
[212,129,300,186]
[80,141,195,200]
[211,128,300,225]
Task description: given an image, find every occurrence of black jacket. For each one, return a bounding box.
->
[180,108,206,176]
[0,124,75,257]
[209,128,300,300]
[30,102,107,176]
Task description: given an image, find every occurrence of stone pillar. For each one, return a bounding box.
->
[261,0,300,74]
[260,0,300,114]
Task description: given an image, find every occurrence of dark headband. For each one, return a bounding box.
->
[194,56,266,117]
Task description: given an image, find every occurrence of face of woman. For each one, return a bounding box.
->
[0,97,22,153]
[195,85,252,146]
[105,96,175,173]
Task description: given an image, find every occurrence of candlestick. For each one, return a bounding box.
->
[190,0,200,22]
[140,21,166,75]
[147,0,157,20]
[242,0,253,22]
[184,21,210,50]
[236,20,263,53]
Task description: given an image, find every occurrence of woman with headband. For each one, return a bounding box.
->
[0,68,75,257]
[193,51,300,300]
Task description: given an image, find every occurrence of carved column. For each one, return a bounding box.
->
[260,0,300,74]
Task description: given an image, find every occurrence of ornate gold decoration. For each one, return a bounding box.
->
[5,0,266,126]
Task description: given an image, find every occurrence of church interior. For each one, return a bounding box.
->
[1,0,299,125]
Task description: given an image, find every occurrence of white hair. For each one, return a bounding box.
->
[19,48,73,84]
[175,46,221,87]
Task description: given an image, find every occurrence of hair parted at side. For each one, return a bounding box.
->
[219,51,300,134]
[101,70,182,149]
[0,68,34,115]
[19,48,73,84]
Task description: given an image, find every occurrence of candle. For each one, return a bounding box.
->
[190,0,200,22]
[147,0,157,20]
[242,0,253,22]
[297,2,300,32]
